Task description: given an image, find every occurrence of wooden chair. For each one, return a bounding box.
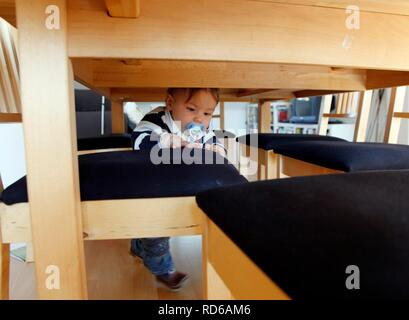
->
[0,142,246,300]
[198,169,409,299]
[275,86,409,177]
[0,17,246,299]
[237,91,371,180]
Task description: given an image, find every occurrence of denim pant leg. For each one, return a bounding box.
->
[131,237,176,276]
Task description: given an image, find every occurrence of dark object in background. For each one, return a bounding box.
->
[289,96,322,124]
[75,89,111,112]
[289,96,338,124]
[75,89,113,138]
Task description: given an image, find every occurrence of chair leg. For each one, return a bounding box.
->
[257,163,262,180]
[257,149,263,181]
[239,144,247,175]
[0,241,10,300]
[265,151,278,180]
[276,154,283,178]
[206,262,233,300]
[202,215,232,300]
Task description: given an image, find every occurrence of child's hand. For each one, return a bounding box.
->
[204,144,226,157]
[184,142,204,149]
[159,133,188,149]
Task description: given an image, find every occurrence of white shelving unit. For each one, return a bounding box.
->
[271,101,355,141]
[271,101,319,134]
[244,100,356,142]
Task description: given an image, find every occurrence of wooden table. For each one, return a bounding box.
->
[1,0,409,299]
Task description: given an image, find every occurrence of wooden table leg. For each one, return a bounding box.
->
[111,99,125,133]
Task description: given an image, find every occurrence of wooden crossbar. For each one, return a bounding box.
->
[393,112,409,119]
[0,112,21,122]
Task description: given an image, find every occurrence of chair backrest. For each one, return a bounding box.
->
[0,17,21,121]
[318,86,408,144]
[318,91,373,142]
[383,86,408,144]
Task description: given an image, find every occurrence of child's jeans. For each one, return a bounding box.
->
[130,237,176,276]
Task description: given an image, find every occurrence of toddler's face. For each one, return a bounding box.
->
[166,89,218,131]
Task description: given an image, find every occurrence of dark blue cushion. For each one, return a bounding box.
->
[236,133,346,151]
[196,170,409,299]
[274,141,409,172]
[0,149,247,205]
[77,134,132,151]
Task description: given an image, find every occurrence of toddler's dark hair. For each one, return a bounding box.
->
[167,88,220,104]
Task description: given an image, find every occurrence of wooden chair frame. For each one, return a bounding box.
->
[0,117,203,300]
[77,148,132,156]
[0,158,204,300]
[1,0,409,299]
[201,212,289,300]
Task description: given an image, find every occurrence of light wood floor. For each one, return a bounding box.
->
[10,236,202,300]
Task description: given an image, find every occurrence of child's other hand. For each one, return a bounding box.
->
[159,133,187,149]
[185,142,204,149]
[204,144,226,157]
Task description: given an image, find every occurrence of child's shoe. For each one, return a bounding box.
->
[156,271,189,291]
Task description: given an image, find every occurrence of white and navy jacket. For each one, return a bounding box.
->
[132,107,225,151]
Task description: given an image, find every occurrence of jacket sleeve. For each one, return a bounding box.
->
[131,130,161,150]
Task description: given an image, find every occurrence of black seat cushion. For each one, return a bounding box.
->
[0,149,247,205]
[77,134,132,151]
[196,170,409,299]
[236,133,346,150]
[274,141,409,172]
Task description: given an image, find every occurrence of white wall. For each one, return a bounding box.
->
[0,124,27,251]
[223,102,248,134]
[0,123,26,188]
[328,123,355,142]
